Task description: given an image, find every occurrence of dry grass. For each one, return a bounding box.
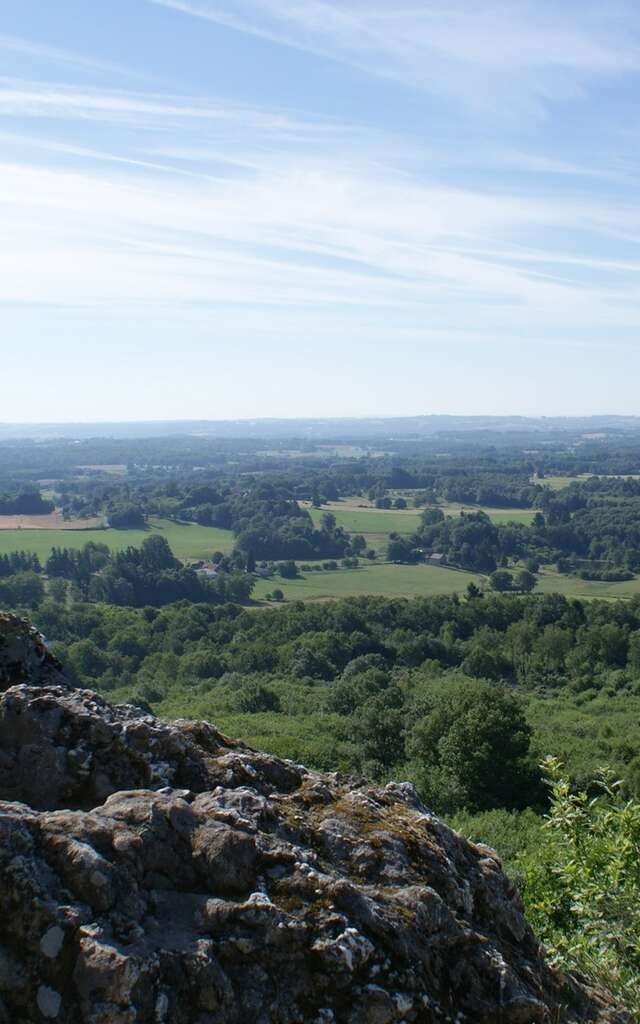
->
[0,512,104,531]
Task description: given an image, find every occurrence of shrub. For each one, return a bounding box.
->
[277,560,298,579]
[234,680,282,713]
[524,757,640,1015]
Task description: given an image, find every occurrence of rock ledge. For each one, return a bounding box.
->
[0,614,630,1023]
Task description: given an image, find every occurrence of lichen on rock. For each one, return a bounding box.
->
[0,614,632,1023]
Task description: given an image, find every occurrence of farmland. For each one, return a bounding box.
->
[0,512,103,530]
[535,568,640,600]
[253,561,484,602]
[542,473,640,490]
[307,499,535,553]
[4,503,640,604]
[306,502,421,552]
[0,517,234,562]
[253,561,640,605]
[438,503,536,526]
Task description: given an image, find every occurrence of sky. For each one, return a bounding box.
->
[2,1,640,422]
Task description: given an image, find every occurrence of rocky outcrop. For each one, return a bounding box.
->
[0,614,631,1023]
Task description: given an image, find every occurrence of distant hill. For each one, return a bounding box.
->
[2,414,640,442]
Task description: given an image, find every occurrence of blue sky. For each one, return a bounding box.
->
[2,1,640,422]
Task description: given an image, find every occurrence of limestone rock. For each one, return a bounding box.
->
[0,614,631,1023]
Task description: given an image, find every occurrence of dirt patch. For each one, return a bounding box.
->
[0,512,105,530]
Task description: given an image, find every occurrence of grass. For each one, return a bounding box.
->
[255,559,640,605]
[541,475,592,490]
[0,516,234,562]
[308,504,421,534]
[438,503,536,526]
[542,473,640,491]
[254,560,484,602]
[307,500,534,552]
[536,568,640,600]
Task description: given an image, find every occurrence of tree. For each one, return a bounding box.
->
[278,560,299,579]
[489,570,513,592]
[140,535,178,571]
[246,550,256,573]
[66,639,111,681]
[235,680,281,713]
[0,571,45,608]
[387,537,417,563]
[407,679,536,813]
[321,512,337,533]
[107,503,146,528]
[178,650,226,684]
[48,577,68,605]
[515,569,537,593]
[421,508,445,526]
[351,687,406,772]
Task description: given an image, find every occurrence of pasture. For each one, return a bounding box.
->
[541,473,640,491]
[253,561,484,603]
[307,500,535,553]
[536,569,640,600]
[540,475,592,490]
[0,517,234,562]
[438,503,536,526]
[306,502,421,553]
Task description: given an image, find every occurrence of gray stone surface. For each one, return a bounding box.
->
[0,613,631,1023]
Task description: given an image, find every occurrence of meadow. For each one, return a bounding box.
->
[307,500,535,554]
[254,562,640,604]
[0,517,234,562]
[536,569,640,600]
[4,500,640,603]
[253,560,484,602]
[439,503,536,525]
[542,473,640,490]
[541,475,592,490]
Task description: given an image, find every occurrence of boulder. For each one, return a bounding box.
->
[0,614,631,1023]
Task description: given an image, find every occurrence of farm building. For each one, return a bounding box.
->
[426,553,447,566]
[193,561,219,577]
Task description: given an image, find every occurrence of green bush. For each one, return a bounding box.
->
[524,757,640,1015]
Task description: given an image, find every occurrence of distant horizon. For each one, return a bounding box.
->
[2,412,640,443]
[2,413,640,425]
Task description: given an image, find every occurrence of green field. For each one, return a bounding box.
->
[439,504,536,526]
[536,569,640,600]
[0,517,234,562]
[253,558,640,605]
[541,475,592,490]
[308,502,534,553]
[308,504,421,534]
[253,561,484,602]
[6,504,639,603]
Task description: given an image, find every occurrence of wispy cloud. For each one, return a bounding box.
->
[2,148,639,337]
[0,77,328,133]
[149,0,640,116]
[0,33,144,79]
